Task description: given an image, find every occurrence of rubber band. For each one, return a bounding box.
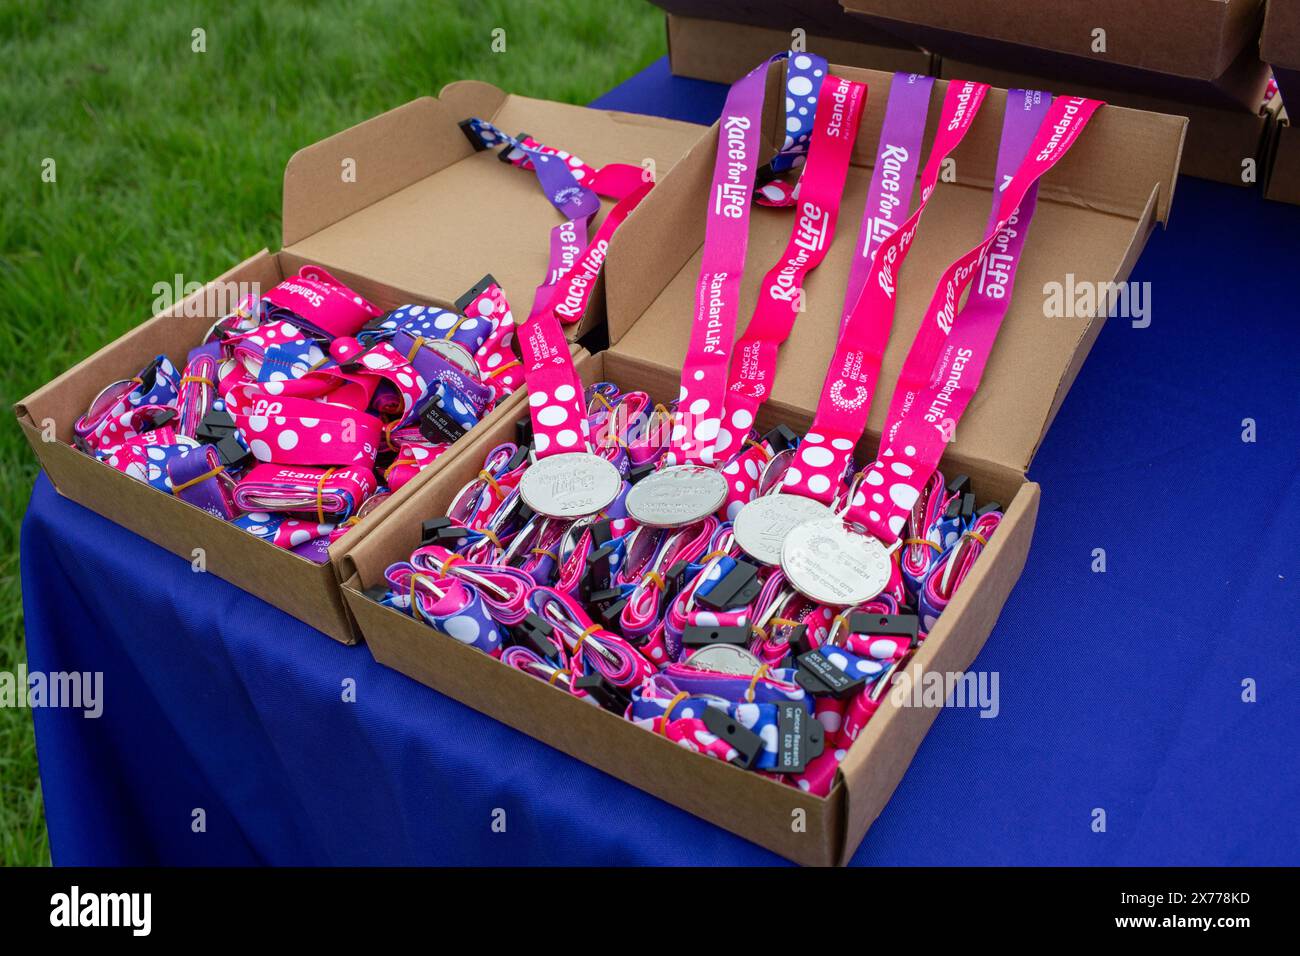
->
[439,552,464,577]
[440,315,472,341]
[744,438,773,460]
[484,360,521,379]
[405,335,426,364]
[316,467,336,525]
[531,547,559,564]
[383,458,417,484]
[905,537,943,554]
[170,464,224,495]
[965,530,989,547]
[477,470,504,499]
[642,570,666,592]
[659,690,689,735]
[179,375,216,388]
[744,664,771,704]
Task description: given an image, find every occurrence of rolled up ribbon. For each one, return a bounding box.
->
[232,463,376,521]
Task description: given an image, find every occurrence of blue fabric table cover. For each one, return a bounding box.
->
[21,59,1299,866]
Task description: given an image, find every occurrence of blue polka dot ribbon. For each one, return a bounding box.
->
[771,51,830,172]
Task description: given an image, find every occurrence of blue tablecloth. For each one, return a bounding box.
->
[22,59,1299,866]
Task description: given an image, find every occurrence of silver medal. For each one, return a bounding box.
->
[780,516,892,606]
[732,493,835,566]
[518,452,621,519]
[684,644,764,676]
[625,464,728,528]
[426,339,481,379]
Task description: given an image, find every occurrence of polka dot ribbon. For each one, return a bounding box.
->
[780,79,992,508]
[918,509,1002,631]
[713,75,869,465]
[849,94,1104,545]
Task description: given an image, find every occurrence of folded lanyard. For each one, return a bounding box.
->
[780,91,1104,606]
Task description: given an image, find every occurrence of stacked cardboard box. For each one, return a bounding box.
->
[841,0,1273,186]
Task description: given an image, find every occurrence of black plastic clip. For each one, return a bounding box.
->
[761,423,799,454]
[454,274,499,315]
[945,490,976,522]
[215,435,252,470]
[701,706,764,770]
[589,518,613,548]
[515,417,534,450]
[697,562,761,611]
[794,649,868,699]
[579,544,616,601]
[144,407,177,432]
[663,559,689,605]
[597,595,629,630]
[848,611,920,648]
[774,702,825,774]
[945,473,971,497]
[458,118,490,152]
[509,612,557,660]
[573,670,630,712]
[420,516,468,548]
[975,500,1001,518]
[681,624,751,648]
[195,408,238,444]
[499,131,531,163]
[788,622,815,658]
[418,402,469,445]
[627,461,657,485]
[504,444,530,472]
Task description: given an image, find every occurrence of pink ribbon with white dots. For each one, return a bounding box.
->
[712,75,868,463]
[850,95,1103,544]
[780,79,991,506]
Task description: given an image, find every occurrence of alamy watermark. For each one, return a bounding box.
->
[889,666,1000,718]
[1044,273,1151,328]
[0,666,103,718]
[152,274,260,317]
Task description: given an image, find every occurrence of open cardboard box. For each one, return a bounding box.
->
[938,58,1270,186]
[841,0,1271,111]
[658,8,932,85]
[14,85,706,644]
[340,65,1185,864]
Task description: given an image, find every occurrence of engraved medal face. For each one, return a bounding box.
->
[780,516,891,606]
[426,339,481,379]
[518,452,621,519]
[684,644,764,676]
[625,464,728,528]
[732,493,835,566]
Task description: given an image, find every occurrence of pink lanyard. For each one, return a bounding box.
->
[780,93,1104,607]
[849,94,1103,544]
[668,56,782,467]
[511,151,654,518]
[779,79,991,508]
[710,75,868,464]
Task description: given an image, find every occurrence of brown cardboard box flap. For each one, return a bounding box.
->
[940,57,1268,187]
[282,82,707,338]
[1261,0,1300,70]
[841,0,1264,80]
[666,14,935,86]
[650,0,922,46]
[605,65,1185,474]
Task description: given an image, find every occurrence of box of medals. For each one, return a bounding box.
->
[15,82,706,644]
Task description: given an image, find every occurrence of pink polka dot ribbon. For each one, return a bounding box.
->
[713,75,868,464]
[226,389,383,468]
[848,94,1103,545]
[670,57,778,466]
[259,266,383,340]
[780,79,992,507]
[231,463,376,521]
[917,509,1003,631]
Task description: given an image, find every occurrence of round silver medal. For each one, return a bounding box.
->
[780,516,892,606]
[518,452,621,519]
[684,644,764,676]
[625,464,728,528]
[426,339,481,378]
[732,493,835,566]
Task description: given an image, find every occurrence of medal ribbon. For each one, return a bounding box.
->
[852,94,1103,543]
[780,79,992,505]
[713,75,868,463]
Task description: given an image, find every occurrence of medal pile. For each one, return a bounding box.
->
[70,265,524,561]
[371,60,1105,795]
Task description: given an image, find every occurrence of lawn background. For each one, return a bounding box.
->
[0,0,665,866]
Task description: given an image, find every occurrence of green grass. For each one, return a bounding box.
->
[0,0,665,866]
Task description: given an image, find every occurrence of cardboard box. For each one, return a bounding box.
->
[1261,0,1300,106]
[652,0,926,45]
[661,11,932,85]
[841,0,1271,111]
[1263,99,1300,203]
[15,85,706,644]
[940,58,1269,186]
[1261,1,1300,202]
[341,66,1185,864]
